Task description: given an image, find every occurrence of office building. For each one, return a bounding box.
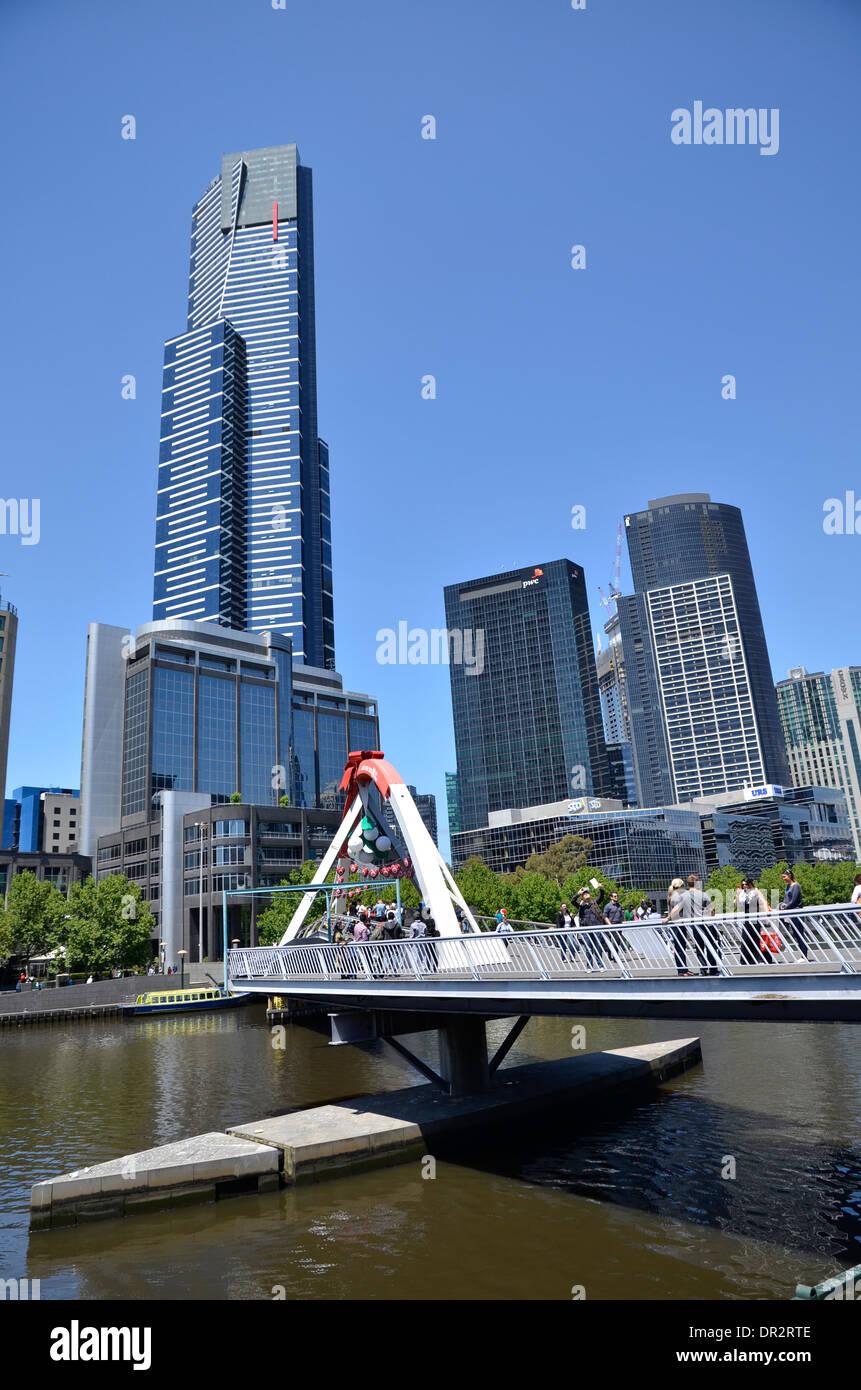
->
[0,596,18,808]
[446,772,461,839]
[3,787,80,854]
[445,560,609,835]
[451,796,706,891]
[621,495,790,804]
[777,666,861,860]
[80,618,378,960]
[683,782,853,874]
[0,848,91,902]
[79,619,378,855]
[153,144,334,669]
[96,802,341,962]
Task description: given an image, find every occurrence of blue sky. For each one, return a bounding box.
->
[1,0,859,856]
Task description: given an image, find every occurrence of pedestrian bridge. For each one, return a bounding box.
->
[228,904,861,1023]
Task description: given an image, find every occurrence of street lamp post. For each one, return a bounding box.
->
[177,949,187,991]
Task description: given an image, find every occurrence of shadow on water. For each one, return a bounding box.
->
[427,1078,861,1269]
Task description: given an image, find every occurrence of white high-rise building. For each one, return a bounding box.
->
[645,573,768,803]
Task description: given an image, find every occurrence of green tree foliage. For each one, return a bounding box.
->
[454,857,508,917]
[0,871,66,965]
[708,860,861,912]
[230,792,242,804]
[56,876,155,975]
[509,871,560,924]
[705,864,747,914]
[524,835,592,889]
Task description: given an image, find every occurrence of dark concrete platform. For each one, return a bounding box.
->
[229,1037,701,1182]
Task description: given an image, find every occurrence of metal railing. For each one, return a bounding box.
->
[229,904,861,986]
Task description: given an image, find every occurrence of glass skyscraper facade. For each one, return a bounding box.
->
[444,560,609,834]
[153,144,334,670]
[621,494,790,803]
[106,619,378,826]
[777,665,861,859]
[451,802,706,890]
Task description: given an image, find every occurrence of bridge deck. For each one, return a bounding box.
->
[229,909,861,1022]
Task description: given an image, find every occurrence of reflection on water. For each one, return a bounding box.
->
[1,1008,859,1299]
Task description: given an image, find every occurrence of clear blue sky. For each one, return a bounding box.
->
[1,0,859,857]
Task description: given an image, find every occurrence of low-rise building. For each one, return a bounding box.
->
[451,796,706,891]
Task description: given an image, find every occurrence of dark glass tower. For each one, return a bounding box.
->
[444,560,609,834]
[153,144,334,670]
[623,494,790,800]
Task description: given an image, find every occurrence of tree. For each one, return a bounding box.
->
[257,861,327,945]
[524,835,592,889]
[510,871,559,924]
[706,864,745,915]
[56,876,155,975]
[230,792,242,805]
[454,857,507,917]
[0,872,66,967]
[279,794,290,808]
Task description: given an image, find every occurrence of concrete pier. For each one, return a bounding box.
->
[30,1037,701,1229]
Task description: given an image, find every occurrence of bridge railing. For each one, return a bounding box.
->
[230,904,861,985]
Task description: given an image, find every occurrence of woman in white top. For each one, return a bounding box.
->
[851,873,861,907]
[736,877,771,966]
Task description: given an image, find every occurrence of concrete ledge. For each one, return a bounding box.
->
[30,1039,701,1229]
[30,1131,281,1230]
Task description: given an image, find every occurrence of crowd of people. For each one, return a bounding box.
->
[322,868,861,978]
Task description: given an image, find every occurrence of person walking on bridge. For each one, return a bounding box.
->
[664,878,693,976]
[554,902,575,965]
[678,874,720,976]
[780,869,808,960]
[575,885,607,970]
[736,877,772,966]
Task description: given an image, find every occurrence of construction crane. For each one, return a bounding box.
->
[597,523,624,618]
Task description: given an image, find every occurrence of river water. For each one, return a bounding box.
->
[1,1006,859,1300]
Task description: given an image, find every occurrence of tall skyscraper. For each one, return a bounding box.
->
[445,771,461,838]
[153,144,334,669]
[444,560,609,834]
[0,594,18,809]
[621,494,790,804]
[777,666,861,860]
[596,611,637,805]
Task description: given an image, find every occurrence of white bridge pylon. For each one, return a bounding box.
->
[280,752,481,942]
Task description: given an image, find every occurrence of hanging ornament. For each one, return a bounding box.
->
[375,835,391,854]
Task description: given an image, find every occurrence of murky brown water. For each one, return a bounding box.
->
[1,1006,859,1299]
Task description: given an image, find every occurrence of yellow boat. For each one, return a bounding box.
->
[121,986,252,1017]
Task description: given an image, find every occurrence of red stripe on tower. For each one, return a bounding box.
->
[272,201,278,240]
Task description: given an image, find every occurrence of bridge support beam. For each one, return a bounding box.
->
[438,1016,490,1096]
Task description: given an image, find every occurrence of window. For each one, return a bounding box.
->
[52,834,59,841]
[53,820,60,828]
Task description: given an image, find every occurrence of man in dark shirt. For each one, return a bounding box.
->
[781,869,808,959]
